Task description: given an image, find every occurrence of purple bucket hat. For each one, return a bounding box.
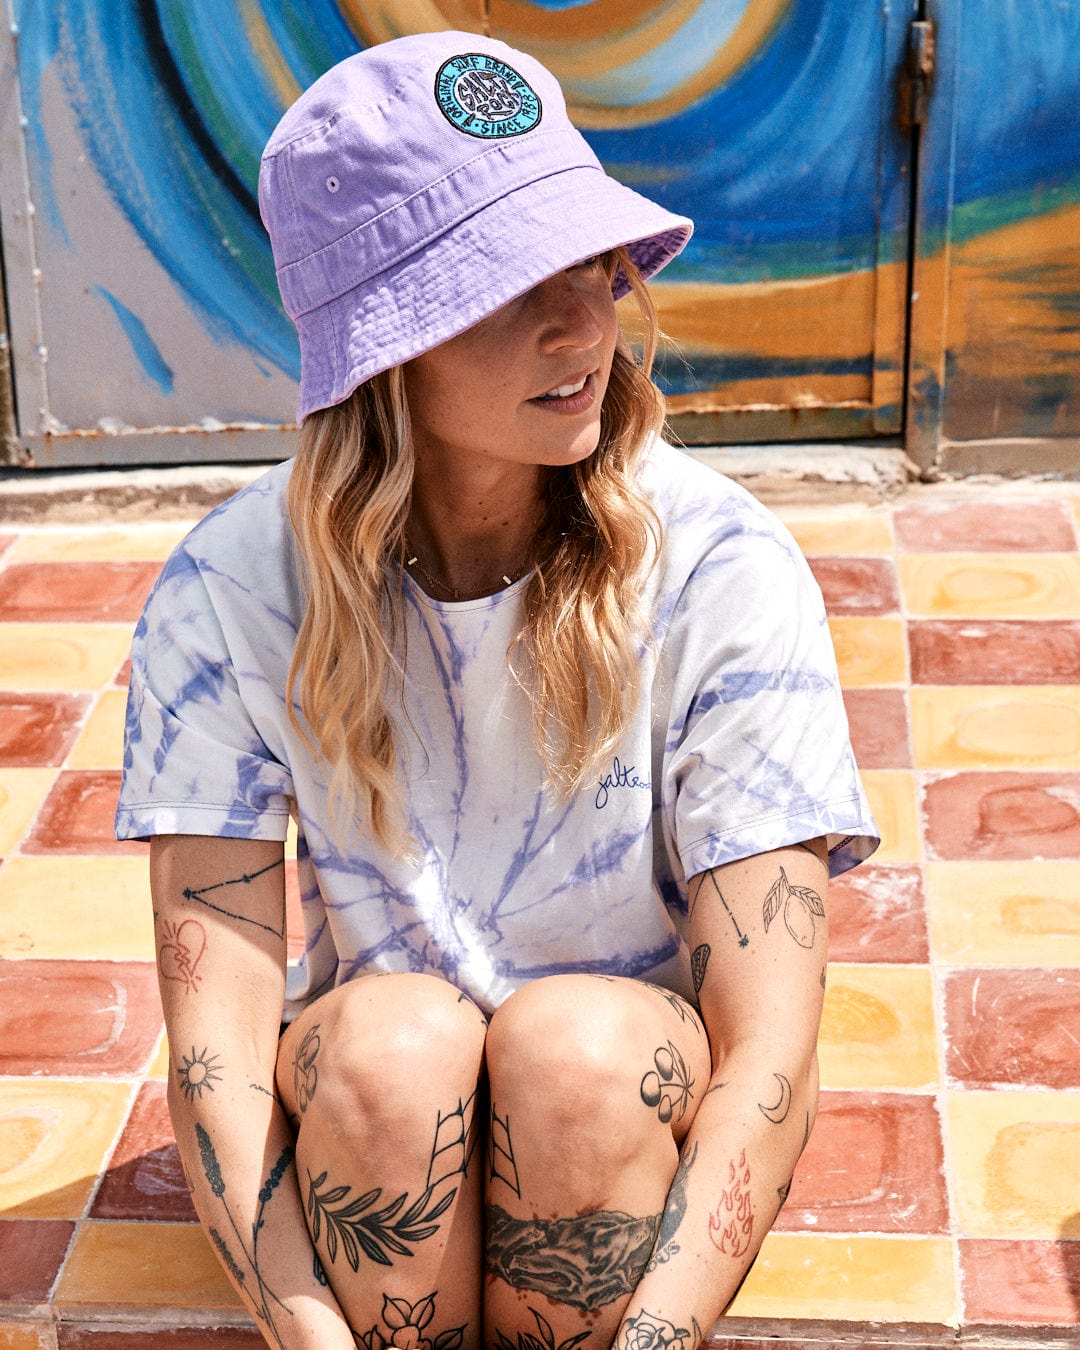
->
[258,31,693,421]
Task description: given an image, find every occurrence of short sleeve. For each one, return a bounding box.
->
[659,502,879,880]
[116,546,294,842]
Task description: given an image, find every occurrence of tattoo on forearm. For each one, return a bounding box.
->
[485,1204,661,1311]
[293,1024,321,1113]
[708,1149,754,1258]
[703,871,750,948]
[306,1171,455,1269]
[493,1307,590,1350]
[195,1123,294,1346]
[762,868,825,948]
[757,1073,792,1125]
[640,1042,694,1123]
[427,1091,480,1189]
[182,859,286,938]
[158,918,207,994]
[177,1046,223,1101]
[615,1310,693,1350]
[776,1176,792,1215]
[647,1140,697,1270]
[488,1104,521,1197]
[690,943,710,993]
[357,1291,465,1350]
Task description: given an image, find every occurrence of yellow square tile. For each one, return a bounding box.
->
[899,553,1080,618]
[774,507,894,556]
[860,770,920,863]
[147,1026,170,1080]
[828,617,907,687]
[727,1233,957,1324]
[0,624,132,692]
[55,1220,244,1311]
[818,963,938,1090]
[926,861,1080,965]
[0,1326,55,1350]
[911,686,1080,770]
[7,524,189,563]
[947,1091,1080,1238]
[0,856,153,959]
[0,769,56,854]
[0,1079,133,1218]
[66,688,129,769]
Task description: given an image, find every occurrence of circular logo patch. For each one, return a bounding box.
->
[435,53,542,139]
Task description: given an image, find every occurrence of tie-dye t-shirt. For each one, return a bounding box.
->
[116,439,878,1018]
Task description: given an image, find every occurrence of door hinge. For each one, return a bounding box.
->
[898,18,936,130]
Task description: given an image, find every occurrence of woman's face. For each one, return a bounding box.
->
[402,256,619,479]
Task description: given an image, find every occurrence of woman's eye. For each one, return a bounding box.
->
[572,254,604,271]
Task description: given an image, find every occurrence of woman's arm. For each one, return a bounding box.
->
[612,839,829,1348]
[151,834,356,1349]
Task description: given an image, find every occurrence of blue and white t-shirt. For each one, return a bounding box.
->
[116,439,878,1018]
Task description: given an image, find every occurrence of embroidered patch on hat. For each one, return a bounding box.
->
[435,53,542,139]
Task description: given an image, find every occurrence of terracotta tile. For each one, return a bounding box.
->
[945,968,1080,1089]
[113,657,132,688]
[66,689,129,771]
[0,769,56,854]
[899,553,1080,618]
[778,1091,948,1234]
[818,963,937,1090]
[911,685,1080,771]
[23,769,144,857]
[923,771,1080,860]
[0,857,153,960]
[726,1233,956,1323]
[92,1081,197,1221]
[0,959,161,1076]
[927,861,1080,965]
[807,557,899,616]
[0,1079,133,1218]
[0,533,15,557]
[829,864,929,963]
[894,498,1076,552]
[0,625,132,692]
[909,619,1080,684]
[776,506,894,556]
[842,689,912,768]
[959,1238,1080,1325]
[0,563,160,623]
[0,1218,76,1301]
[860,771,920,863]
[0,1327,55,1350]
[0,694,90,767]
[948,1090,1080,1238]
[58,1331,263,1348]
[54,1221,242,1312]
[9,525,189,564]
[828,617,908,687]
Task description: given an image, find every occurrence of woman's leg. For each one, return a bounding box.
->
[276,973,489,1347]
[482,975,711,1348]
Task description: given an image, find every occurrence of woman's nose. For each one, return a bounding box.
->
[533,269,607,350]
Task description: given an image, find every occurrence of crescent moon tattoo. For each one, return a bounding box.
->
[757,1072,792,1124]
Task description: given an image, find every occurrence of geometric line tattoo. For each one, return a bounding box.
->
[182,859,286,938]
[488,1105,521,1197]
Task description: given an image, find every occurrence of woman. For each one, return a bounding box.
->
[117,31,878,1350]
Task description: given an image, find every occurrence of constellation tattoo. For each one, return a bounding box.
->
[708,1149,754,1259]
[357,1291,465,1350]
[640,1042,694,1124]
[493,1307,590,1350]
[158,918,207,994]
[292,1024,321,1114]
[704,871,749,947]
[763,868,825,949]
[488,1105,521,1197]
[177,1046,223,1101]
[182,859,286,938]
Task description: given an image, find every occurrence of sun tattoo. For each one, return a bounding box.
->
[178,1046,224,1101]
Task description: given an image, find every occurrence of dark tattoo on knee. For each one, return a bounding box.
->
[427,1090,481,1189]
[488,1104,521,1197]
[641,982,705,1034]
[485,1204,661,1310]
[493,1307,591,1350]
[614,1310,694,1349]
[307,1170,456,1269]
[763,868,825,948]
[293,1024,321,1113]
[647,1140,697,1270]
[177,1046,223,1101]
[182,858,286,938]
[356,1291,465,1350]
[640,1042,694,1123]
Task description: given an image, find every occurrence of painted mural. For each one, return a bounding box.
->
[5,0,1080,461]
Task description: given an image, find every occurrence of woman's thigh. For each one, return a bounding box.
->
[277,973,489,1346]
[481,974,711,1347]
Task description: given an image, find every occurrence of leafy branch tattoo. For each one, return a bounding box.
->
[615,1310,693,1349]
[182,858,286,938]
[177,1046,223,1101]
[292,1024,320,1113]
[640,1042,694,1124]
[357,1292,465,1350]
[708,1149,754,1258]
[763,868,824,948]
[493,1307,590,1350]
[690,943,710,993]
[307,1172,456,1269]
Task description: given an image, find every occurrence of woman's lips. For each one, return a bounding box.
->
[529,372,597,413]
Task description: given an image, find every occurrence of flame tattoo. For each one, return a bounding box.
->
[708,1149,754,1258]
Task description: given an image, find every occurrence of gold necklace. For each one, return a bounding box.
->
[403,537,532,601]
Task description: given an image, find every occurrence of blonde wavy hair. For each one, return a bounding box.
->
[286,248,665,852]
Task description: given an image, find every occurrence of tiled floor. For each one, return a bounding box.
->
[1,483,1080,1346]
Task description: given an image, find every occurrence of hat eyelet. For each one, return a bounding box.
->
[326,176,340,193]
